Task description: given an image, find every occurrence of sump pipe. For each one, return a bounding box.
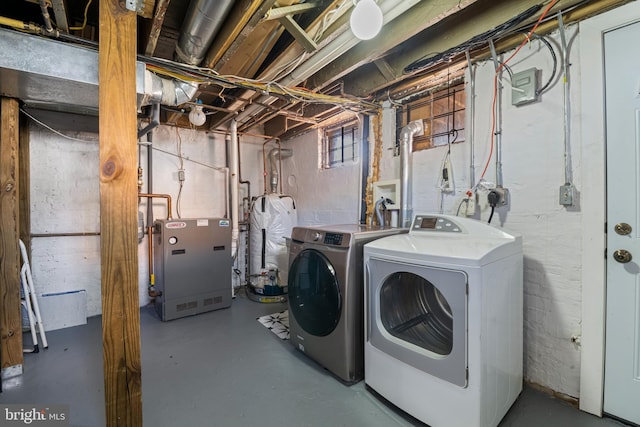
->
[400,120,424,228]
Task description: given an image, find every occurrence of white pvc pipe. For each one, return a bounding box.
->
[21,265,39,352]
[229,120,240,259]
[19,239,47,349]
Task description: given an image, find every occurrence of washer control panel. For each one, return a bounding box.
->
[412,216,463,233]
[323,232,344,246]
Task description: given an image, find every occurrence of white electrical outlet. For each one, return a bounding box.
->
[466,194,476,216]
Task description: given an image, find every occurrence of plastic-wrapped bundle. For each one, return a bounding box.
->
[249,194,297,288]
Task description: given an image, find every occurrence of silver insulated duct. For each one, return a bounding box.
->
[400,120,424,228]
[0,27,198,113]
[175,0,235,66]
[268,148,293,194]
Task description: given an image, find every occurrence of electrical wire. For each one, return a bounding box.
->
[69,0,93,32]
[479,0,560,182]
[403,4,543,74]
[527,32,558,95]
[19,108,96,143]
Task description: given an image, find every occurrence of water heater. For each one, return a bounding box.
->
[153,218,232,321]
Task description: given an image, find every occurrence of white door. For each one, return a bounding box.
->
[604,19,640,425]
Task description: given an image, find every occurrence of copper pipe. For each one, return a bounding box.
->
[138,193,173,220]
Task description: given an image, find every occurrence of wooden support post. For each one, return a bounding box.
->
[0,97,23,375]
[99,1,142,425]
[19,111,30,255]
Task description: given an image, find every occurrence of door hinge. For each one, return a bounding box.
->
[604,248,607,259]
[605,221,608,233]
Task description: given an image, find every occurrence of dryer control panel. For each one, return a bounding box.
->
[412,216,463,233]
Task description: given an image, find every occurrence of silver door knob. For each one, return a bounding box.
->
[613,249,632,263]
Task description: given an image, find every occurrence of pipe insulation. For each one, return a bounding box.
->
[142,70,199,106]
[400,120,424,228]
[175,0,235,65]
[230,119,240,258]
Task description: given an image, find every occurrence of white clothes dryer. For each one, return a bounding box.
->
[364,214,523,427]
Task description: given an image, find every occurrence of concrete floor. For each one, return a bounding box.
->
[1,290,631,427]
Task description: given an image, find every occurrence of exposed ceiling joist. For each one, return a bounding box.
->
[204,0,277,70]
[143,0,171,57]
[305,0,480,91]
[264,2,321,21]
[341,0,631,97]
[278,14,318,52]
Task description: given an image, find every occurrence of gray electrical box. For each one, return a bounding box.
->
[511,68,539,106]
[154,218,232,321]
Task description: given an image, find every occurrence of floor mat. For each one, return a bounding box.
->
[256,310,289,340]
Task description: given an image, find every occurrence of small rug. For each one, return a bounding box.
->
[257,310,290,340]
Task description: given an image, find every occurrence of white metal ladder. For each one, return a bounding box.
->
[19,239,47,353]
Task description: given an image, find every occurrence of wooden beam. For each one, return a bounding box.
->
[256,0,347,81]
[204,0,277,69]
[278,15,318,53]
[19,109,31,256]
[143,0,171,57]
[99,1,142,425]
[0,97,23,374]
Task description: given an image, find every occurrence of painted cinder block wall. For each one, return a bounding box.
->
[285,26,584,398]
[29,123,265,312]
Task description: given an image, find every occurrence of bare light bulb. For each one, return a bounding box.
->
[350,0,383,40]
[188,104,206,126]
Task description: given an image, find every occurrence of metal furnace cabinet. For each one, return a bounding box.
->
[153,218,232,321]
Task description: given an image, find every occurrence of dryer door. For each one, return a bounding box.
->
[367,257,468,387]
[288,249,342,336]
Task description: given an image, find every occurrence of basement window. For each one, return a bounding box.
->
[398,82,465,151]
[321,120,359,169]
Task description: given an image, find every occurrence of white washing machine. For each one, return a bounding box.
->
[364,214,523,427]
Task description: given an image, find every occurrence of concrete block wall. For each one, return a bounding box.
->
[29,122,265,315]
[285,129,362,226]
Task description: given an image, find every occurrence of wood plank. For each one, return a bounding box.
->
[19,110,31,256]
[99,1,142,425]
[0,97,23,372]
[204,0,276,70]
[143,0,171,57]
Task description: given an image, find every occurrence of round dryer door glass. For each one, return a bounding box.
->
[288,249,341,336]
[380,272,453,355]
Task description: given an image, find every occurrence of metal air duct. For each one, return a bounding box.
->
[400,120,424,228]
[268,147,293,194]
[0,27,197,114]
[175,0,235,66]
